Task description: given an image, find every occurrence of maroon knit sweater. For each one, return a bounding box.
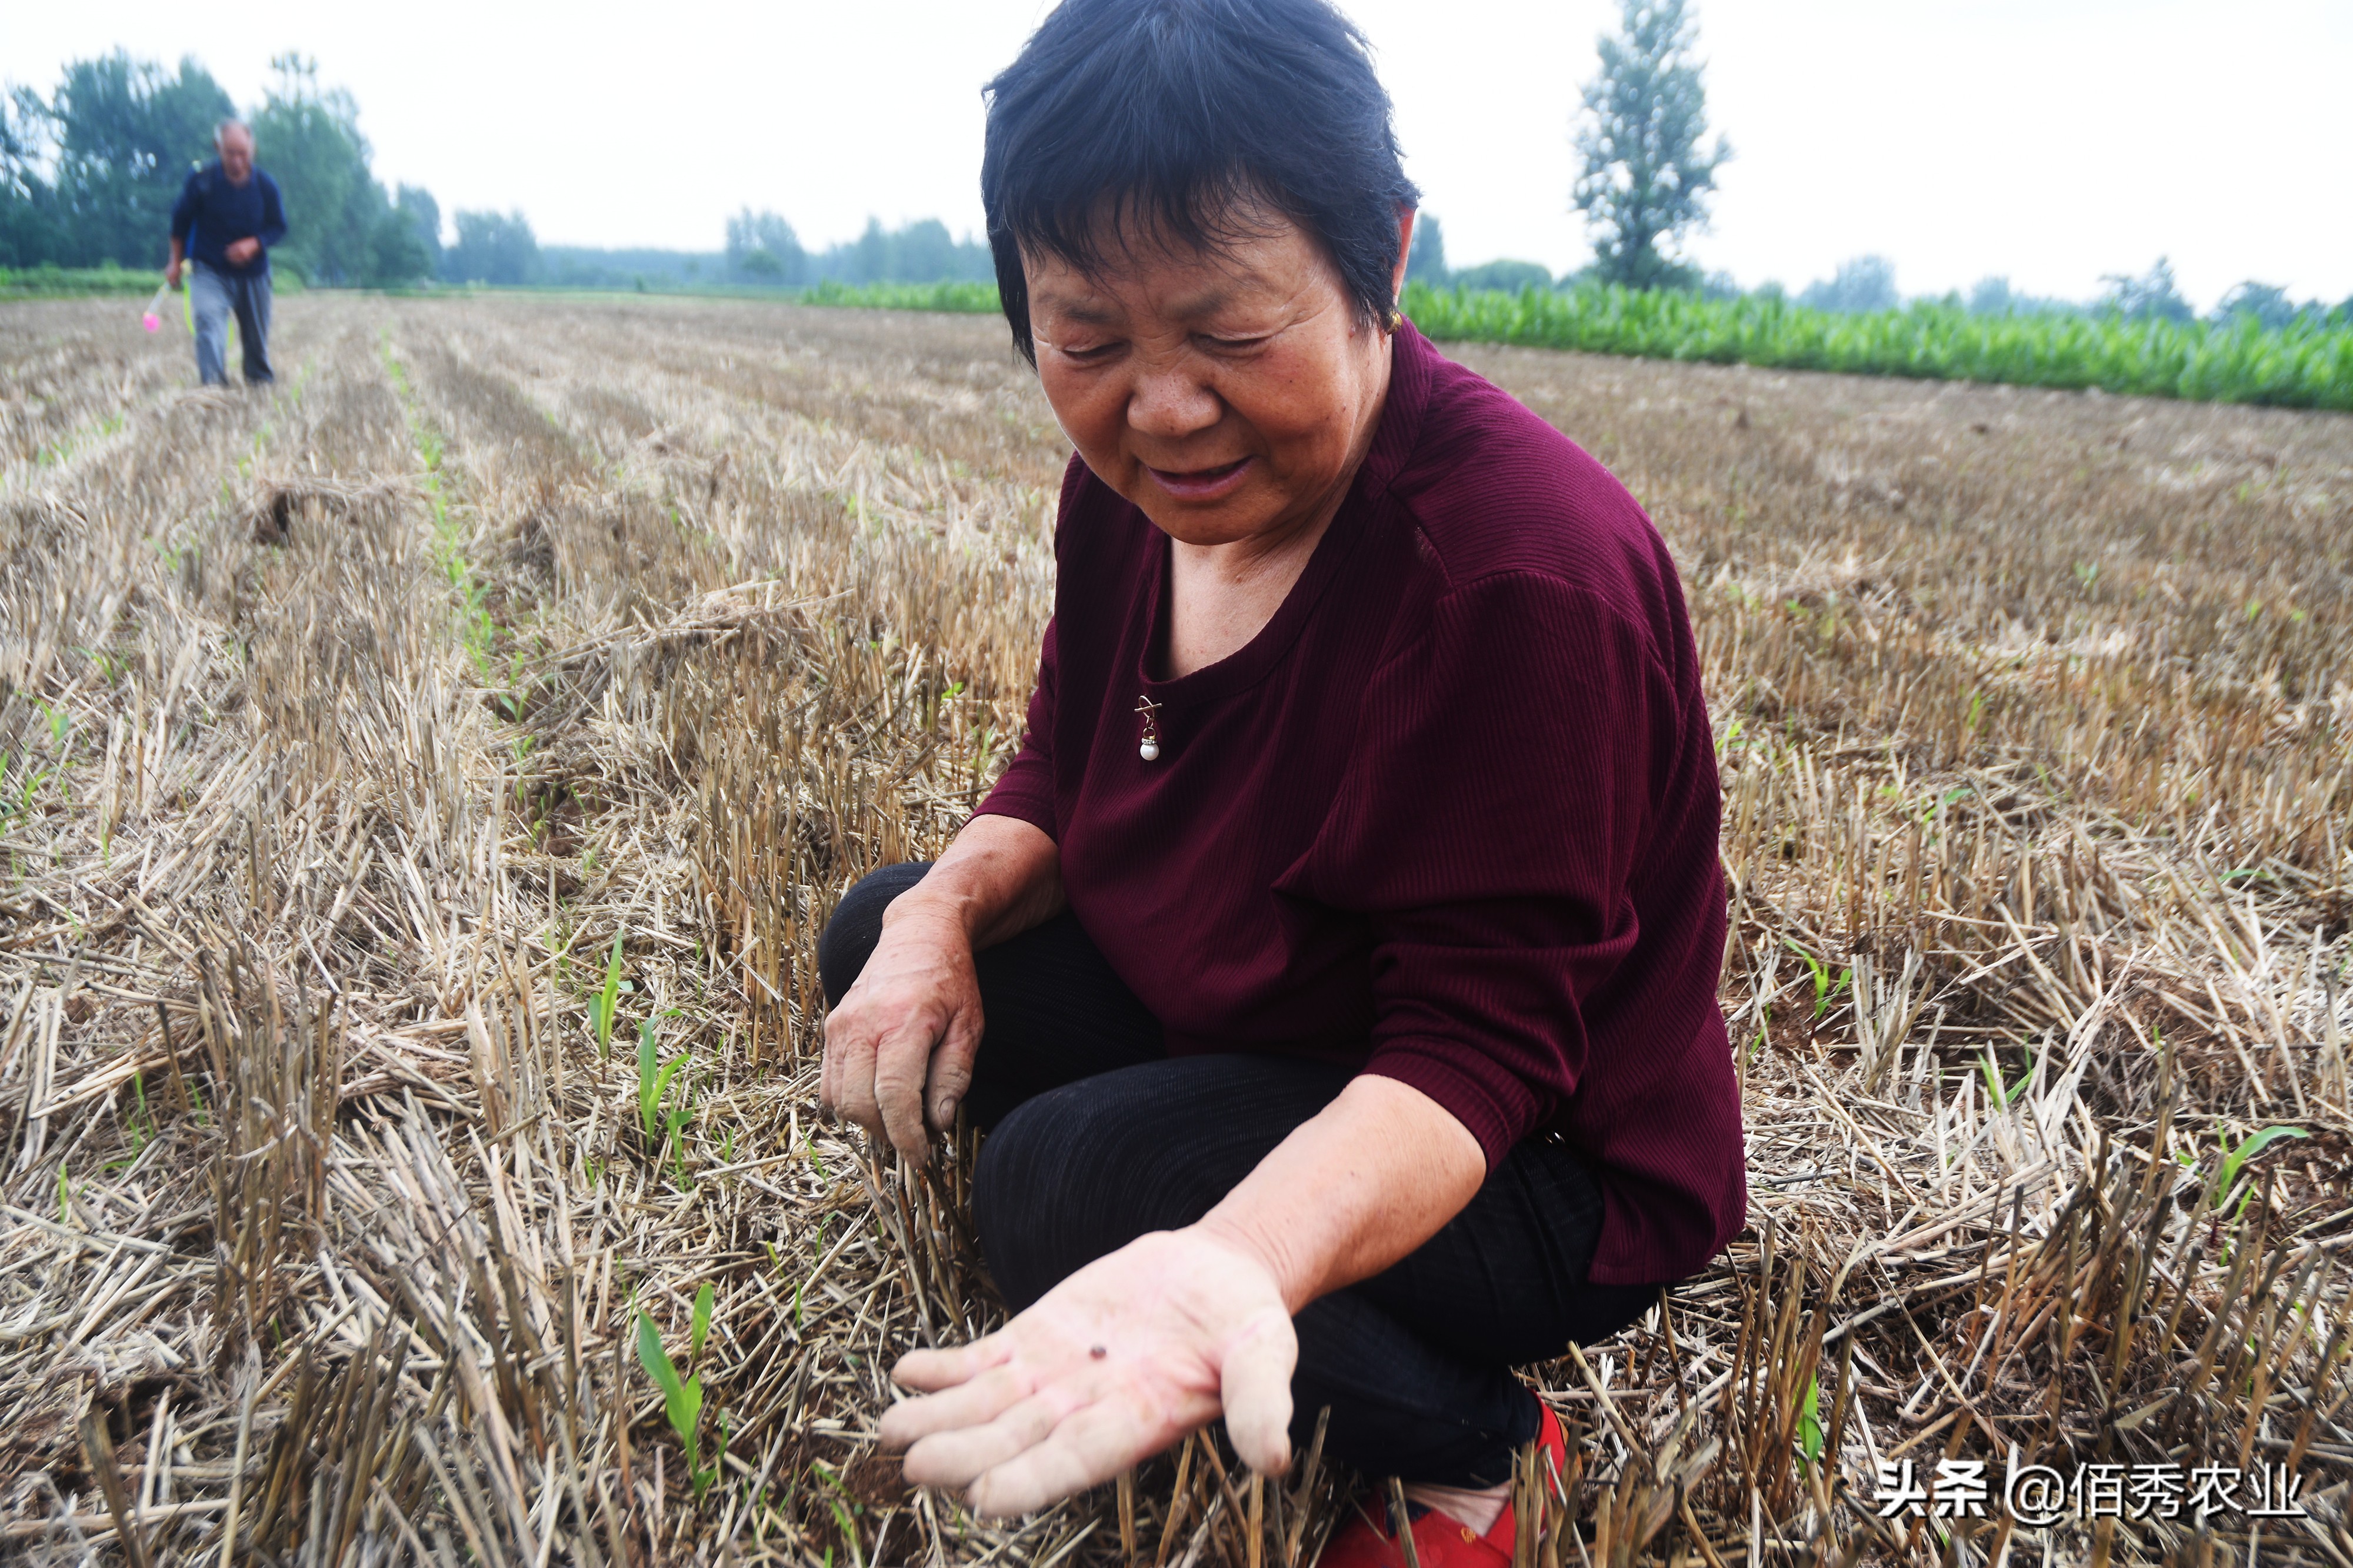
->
[976,322,1744,1286]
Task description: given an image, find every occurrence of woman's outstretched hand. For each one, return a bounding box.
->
[881,1226,1297,1517]
[821,903,983,1167]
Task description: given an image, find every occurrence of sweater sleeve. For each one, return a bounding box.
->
[256,175,288,249]
[972,616,1061,840]
[1304,570,1685,1166]
[170,171,201,245]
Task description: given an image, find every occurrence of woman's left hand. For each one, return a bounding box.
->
[881,1226,1298,1516]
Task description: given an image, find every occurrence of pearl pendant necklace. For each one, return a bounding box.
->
[1133,695,1163,762]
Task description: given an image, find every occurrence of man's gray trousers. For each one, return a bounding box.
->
[189,262,274,385]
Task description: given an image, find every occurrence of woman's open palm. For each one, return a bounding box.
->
[881,1227,1298,1517]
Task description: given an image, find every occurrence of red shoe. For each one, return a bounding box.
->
[1312,1402,1568,1568]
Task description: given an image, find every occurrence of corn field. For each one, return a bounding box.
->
[1401,285,2353,412]
[2,292,2351,1566]
[789,280,2353,413]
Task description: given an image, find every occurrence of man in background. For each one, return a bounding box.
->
[166,119,286,386]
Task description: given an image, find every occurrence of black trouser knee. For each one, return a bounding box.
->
[818,861,1163,1128]
[818,862,1658,1486]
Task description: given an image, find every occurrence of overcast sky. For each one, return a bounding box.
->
[9,0,2348,311]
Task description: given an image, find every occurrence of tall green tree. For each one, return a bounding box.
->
[39,53,233,268]
[251,54,433,285]
[0,89,65,266]
[808,217,991,284]
[1406,213,1449,285]
[444,210,542,285]
[1799,255,1898,314]
[2213,282,2297,331]
[1451,258,1554,293]
[1571,0,1730,291]
[725,208,804,284]
[892,219,960,283]
[851,217,891,283]
[2098,258,2194,325]
[394,184,441,274]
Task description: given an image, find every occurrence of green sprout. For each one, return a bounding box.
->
[809,1460,865,1545]
[635,1282,726,1496]
[105,1072,154,1173]
[2216,1125,2308,1219]
[590,929,625,1058]
[1797,1374,1825,1469]
[637,1017,694,1178]
[1979,1043,2034,1108]
[1784,939,1851,1020]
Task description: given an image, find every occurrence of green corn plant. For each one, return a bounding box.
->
[590,929,625,1058]
[1797,1374,1825,1469]
[1783,939,1850,1020]
[637,1018,694,1175]
[635,1282,725,1496]
[104,1072,154,1173]
[808,1460,866,1547]
[1384,279,2353,413]
[1979,1043,2034,1108]
[2215,1124,2308,1219]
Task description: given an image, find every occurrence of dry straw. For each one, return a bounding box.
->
[0,293,2348,1564]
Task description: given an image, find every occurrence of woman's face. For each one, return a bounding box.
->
[1024,209,1409,551]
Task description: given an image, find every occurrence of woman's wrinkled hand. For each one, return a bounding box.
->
[881,1227,1297,1517]
[820,903,982,1166]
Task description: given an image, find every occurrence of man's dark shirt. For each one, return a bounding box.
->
[169,161,288,278]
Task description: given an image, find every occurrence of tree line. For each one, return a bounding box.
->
[1,53,445,286]
[523,214,997,291]
[8,29,2339,323]
[0,48,1005,295]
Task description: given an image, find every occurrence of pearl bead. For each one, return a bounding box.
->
[1139,739,1160,761]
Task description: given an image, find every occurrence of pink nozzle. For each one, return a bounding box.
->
[143,314,161,332]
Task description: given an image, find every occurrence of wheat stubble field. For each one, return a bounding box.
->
[2,292,2350,1566]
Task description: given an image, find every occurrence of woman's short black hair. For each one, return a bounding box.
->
[981,0,1418,364]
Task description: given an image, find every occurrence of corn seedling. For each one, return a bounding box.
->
[1784,938,1849,1020]
[635,1282,724,1497]
[1979,1043,2034,1108]
[590,928,624,1058]
[2215,1123,2308,1217]
[637,1016,694,1176]
[1796,1374,1824,1469]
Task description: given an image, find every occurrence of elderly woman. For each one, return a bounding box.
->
[818,0,1745,1561]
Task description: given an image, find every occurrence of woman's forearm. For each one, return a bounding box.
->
[1192,1074,1487,1313]
[885,813,1065,951]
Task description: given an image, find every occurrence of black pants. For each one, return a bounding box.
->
[820,863,1658,1486]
